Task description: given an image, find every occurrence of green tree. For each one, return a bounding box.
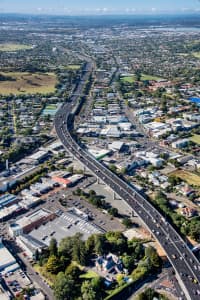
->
[54,272,75,300]
[72,238,87,265]
[106,231,128,254]
[94,234,107,255]
[122,255,135,272]
[88,190,96,197]
[49,238,58,256]
[91,276,104,296]
[187,219,200,242]
[137,288,156,300]
[59,237,74,258]
[145,246,161,269]
[81,281,96,300]
[76,188,82,196]
[65,264,81,281]
[108,207,119,217]
[85,235,95,254]
[109,164,117,173]
[46,255,61,274]
[122,217,133,228]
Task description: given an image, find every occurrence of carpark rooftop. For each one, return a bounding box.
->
[29,211,101,244]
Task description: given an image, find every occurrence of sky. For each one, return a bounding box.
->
[0,0,200,15]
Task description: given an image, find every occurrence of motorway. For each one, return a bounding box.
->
[55,62,200,300]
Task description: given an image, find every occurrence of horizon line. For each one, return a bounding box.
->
[0,11,200,17]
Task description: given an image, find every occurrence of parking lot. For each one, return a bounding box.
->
[4,269,31,297]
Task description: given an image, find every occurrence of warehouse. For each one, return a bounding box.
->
[0,204,23,221]
[30,182,54,195]
[28,150,50,164]
[9,209,56,235]
[88,148,110,160]
[29,211,102,246]
[16,234,47,258]
[20,196,42,210]
[67,174,84,187]
[0,238,19,272]
[52,173,84,187]
[0,194,18,209]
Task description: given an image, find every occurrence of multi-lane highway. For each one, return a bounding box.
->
[55,62,200,300]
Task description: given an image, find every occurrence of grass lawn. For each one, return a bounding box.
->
[193,52,200,59]
[0,72,57,95]
[79,270,99,279]
[0,43,32,52]
[33,264,55,286]
[45,104,58,110]
[141,74,163,81]
[190,134,200,145]
[120,74,163,83]
[66,65,81,70]
[121,76,135,83]
[170,170,200,187]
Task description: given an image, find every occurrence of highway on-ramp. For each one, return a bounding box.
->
[55,63,200,300]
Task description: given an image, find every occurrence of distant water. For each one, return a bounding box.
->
[153,27,200,32]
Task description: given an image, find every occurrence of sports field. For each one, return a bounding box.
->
[120,74,163,83]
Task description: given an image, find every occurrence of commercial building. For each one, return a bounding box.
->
[52,176,70,187]
[16,234,47,258]
[27,150,50,164]
[0,178,17,193]
[9,209,56,236]
[20,196,42,210]
[29,211,102,246]
[46,141,64,153]
[0,238,19,273]
[172,138,189,149]
[67,174,84,187]
[0,194,18,209]
[52,172,84,187]
[9,223,23,238]
[88,148,110,160]
[108,141,125,152]
[30,182,54,195]
[0,204,23,221]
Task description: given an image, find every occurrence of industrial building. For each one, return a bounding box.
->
[27,150,50,164]
[0,238,19,274]
[52,173,84,187]
[9,209,56,236]
[20,196,42,210]
[0,194,18,209]
[16,234,47,258]
[0,204,23,221]
[13,209,102,258]
[29,211,102,246]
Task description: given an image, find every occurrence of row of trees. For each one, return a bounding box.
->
[154,191,200,242]
[54,271,105,300]
[74,188,133,226]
